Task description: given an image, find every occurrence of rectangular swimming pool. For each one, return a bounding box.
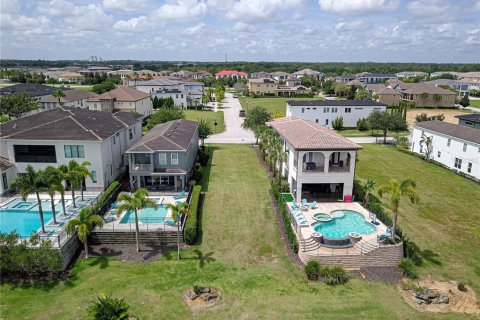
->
[119,205,169,224]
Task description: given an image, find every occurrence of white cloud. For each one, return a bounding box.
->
[154,0,208,22]
[103,0,146,12]
[226,0,303,22]
[318,0,400,15]
[207,0,234,11]
[475,1,480,12]
[1,0,20,15]
[180,22,205,35]
[233,22,255,32]
[113,16,150,32]
[37,0,76,17]
[335,20,371,31]
[64,4,112,32]
[406,0,450,18]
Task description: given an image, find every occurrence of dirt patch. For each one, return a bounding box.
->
[183,287,222,313]
[407,109,469,126]
[399,280,480,315]
[360,266,403,283]
[88,243,178,263]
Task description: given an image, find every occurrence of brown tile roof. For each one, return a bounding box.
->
[39,89,97,103]
[0,107,143,141]
[88,86,150,102]
[365,84,386,92]
[127,119,199,152]
[377,87,399,95]
[0,157,14,172]
[414,120,480,145]
[403,83,456,95]
[267,117,362,151]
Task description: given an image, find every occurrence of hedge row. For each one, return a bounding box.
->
[184,185,201,245]
[353,180,422,265]
[272,182,299,253]
[91,181,121,216]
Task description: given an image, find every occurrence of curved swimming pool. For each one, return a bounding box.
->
[313,210,376,239]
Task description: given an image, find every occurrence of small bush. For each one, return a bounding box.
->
[356,118,369,131]
[305,260,321,280]
[398,258,418,279]
[184,185,201,245]
[87,293,129,320]
[457,282,468,292]
[198,152,209,166]
[320,266,349,286]
[271,182,299,253]
[332,117,344,130]
[191,168,203,183]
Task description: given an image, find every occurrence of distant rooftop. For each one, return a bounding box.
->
[287,100,387,107]
[414,120,480,145]
[88,86,150,102]
[455,113,480,123]
[0,83,71,97]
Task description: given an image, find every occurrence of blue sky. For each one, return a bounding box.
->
[1,0,479,62]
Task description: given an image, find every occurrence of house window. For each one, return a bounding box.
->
[323,107,329,113]
[419,145,423,153]
[437,151,441,158]
[64,145,85,158]
[301,108,304,113]
[129,128,133,140]
[345,108,351,113]
[325,119,329,126]
[113,135,116,145]
[463,143,467,152]
[447,138,451,147]
[14,145,57,163]
[2,173,7,191]
[159,153,167,165]
[454,158,462,169]
[91,170,97,183]
[467,162,472,173]
[332,107,338,113]
[315,119,319,123]
[171,153,178,165]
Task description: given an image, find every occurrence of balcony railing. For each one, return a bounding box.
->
[302,162,325,172]
[131,163,152,172]
[328,165,350,172]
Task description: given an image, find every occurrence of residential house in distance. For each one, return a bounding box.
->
[134,78,204,108]
[57,72,84,83]
[275,85,310,97]
[285,78,302,87]
[333,75,356,83]
[126,119,199,191]
[0,107,143,190]
[411,120,480,179]
[400,83,456,107]
[0,157,16,195]
[248,78,277,96]
[191,70,213,79]
[250,71,272,79]
[286,100,387,128]
[396,71,427,79]
[271,71,291,81]
[375,87,401,106]
[39,89,97,111]
[455,114,480,130]
[267,117,362,202]
[0,83,69,99]
[215,70,248,79]
[87,86,152,116]
[292,68,323,80]
[424,79,472,97]
[359,73,398,84]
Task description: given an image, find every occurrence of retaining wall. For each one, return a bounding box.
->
[90,230,180,245]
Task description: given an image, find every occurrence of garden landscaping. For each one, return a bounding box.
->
[183,110,224,134]
[238,96,323,117]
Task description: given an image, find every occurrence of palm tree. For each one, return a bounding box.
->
[44,166,62,224]
[52,89,65,106]
[378,179,420,239]
[59,160,92,208]
[66,208,103,258]
[433,94,442,108]
[360,178,376,207]
[10,165,48,233]
[419,133,433,162]
[75,161,93,201]
[166,202,190,259]
[53,167,68,215]
[115,189,157,252]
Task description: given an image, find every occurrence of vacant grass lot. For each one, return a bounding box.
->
[0,145,475,319]
[470,100,480,108]
[183,110,224,134]
[338,129,409,138]
[356,144,480,295]
[239,96,323,117]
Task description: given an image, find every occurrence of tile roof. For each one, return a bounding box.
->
[360,73,397,78]
[455,113,480,123]
[0,157,15,172]
[287,100,387,107]
[0,107,143,141]
[414,120,480,145]
[215,70,248,77]
[365,84,387,92]
[88,86,150,102]
[377,87,399,95]
[293,68,322,75]
[402,83,456,95]
[249,78,277,84]
[127,119,199,152]
[135,78,180,86]
[267,117,362,151]
[0,84,71,97]
[39,89,97,103]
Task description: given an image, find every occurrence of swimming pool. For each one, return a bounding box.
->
[119,205,169,224]
[313,210,376,239]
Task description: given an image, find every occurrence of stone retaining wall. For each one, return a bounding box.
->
[307,242,404,269]
[90,231,180,245]
[58,233,80,270]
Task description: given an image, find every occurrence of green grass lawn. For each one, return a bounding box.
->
[183,109,224,134]
[338,129,409,138]
[470,100,480,108]
[1,144,472,319]
[239,96,323,117]
[356,145,480,295]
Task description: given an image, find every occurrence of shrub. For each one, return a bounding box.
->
[86,293,129,320]
[271,182,299,253]
[320,266,349,286]
[191,168,203,183]
[457,282,468,292]
[356,118,369,131]
[332,117,344,130]
[184,185,201,245]
[198,152,209,167]
[398,258,418,279]
[305,260,321,280]
[91,181,121,216]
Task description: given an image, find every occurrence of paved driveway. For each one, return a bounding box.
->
[205,93,256,144]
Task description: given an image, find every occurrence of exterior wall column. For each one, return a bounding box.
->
[323,151,332,173]
[349,151,356,173]
[137,176,141,189]
[181,176,185,190]
[150,153,154,172]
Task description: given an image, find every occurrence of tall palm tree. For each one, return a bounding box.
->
[115,189,157,252]
[75,161,93,201]
[166,202,190,259]
[44,166,62,224]
[59,160,92,208]
[52,89,65,106]
[10,165,48,233]
[378,179,420,239]
[360,178,376,208]
[420,133,433,162]
[66,208,103,258]
[53,167,67,215]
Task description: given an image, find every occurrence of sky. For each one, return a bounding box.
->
[1,0,479,63]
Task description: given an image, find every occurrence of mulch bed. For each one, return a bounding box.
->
[360,266,403,283]
[87,243,178,263]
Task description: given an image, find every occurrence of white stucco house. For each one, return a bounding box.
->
[267,117,362,202]
[39,89,97,111]
[411,120,480,179]
[0,107,143,191]
[87,86,152,116]
[286,100,387,128]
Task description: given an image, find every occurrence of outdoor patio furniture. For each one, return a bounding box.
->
[301,198,308,207]
[309,201,317,209]
[174,190,186,199]
[292,200,300,210]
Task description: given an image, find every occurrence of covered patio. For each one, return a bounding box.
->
[130,169,187,192]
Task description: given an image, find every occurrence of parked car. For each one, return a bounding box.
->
[232,94,238,98]
[239,110,246,117]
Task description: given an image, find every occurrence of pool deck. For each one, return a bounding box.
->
[99,195,184,232]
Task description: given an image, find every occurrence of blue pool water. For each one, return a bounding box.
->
[313,210,376,239]
[119,205,169,224]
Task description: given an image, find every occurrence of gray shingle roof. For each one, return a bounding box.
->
[0,107,143,141]
[127,119,198,152]
[267,117,361,151]
[0,157,14,172]
[287,100,387,107]
[0,84,71,97]
[455,113,480,123]
[414,120,480,145]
